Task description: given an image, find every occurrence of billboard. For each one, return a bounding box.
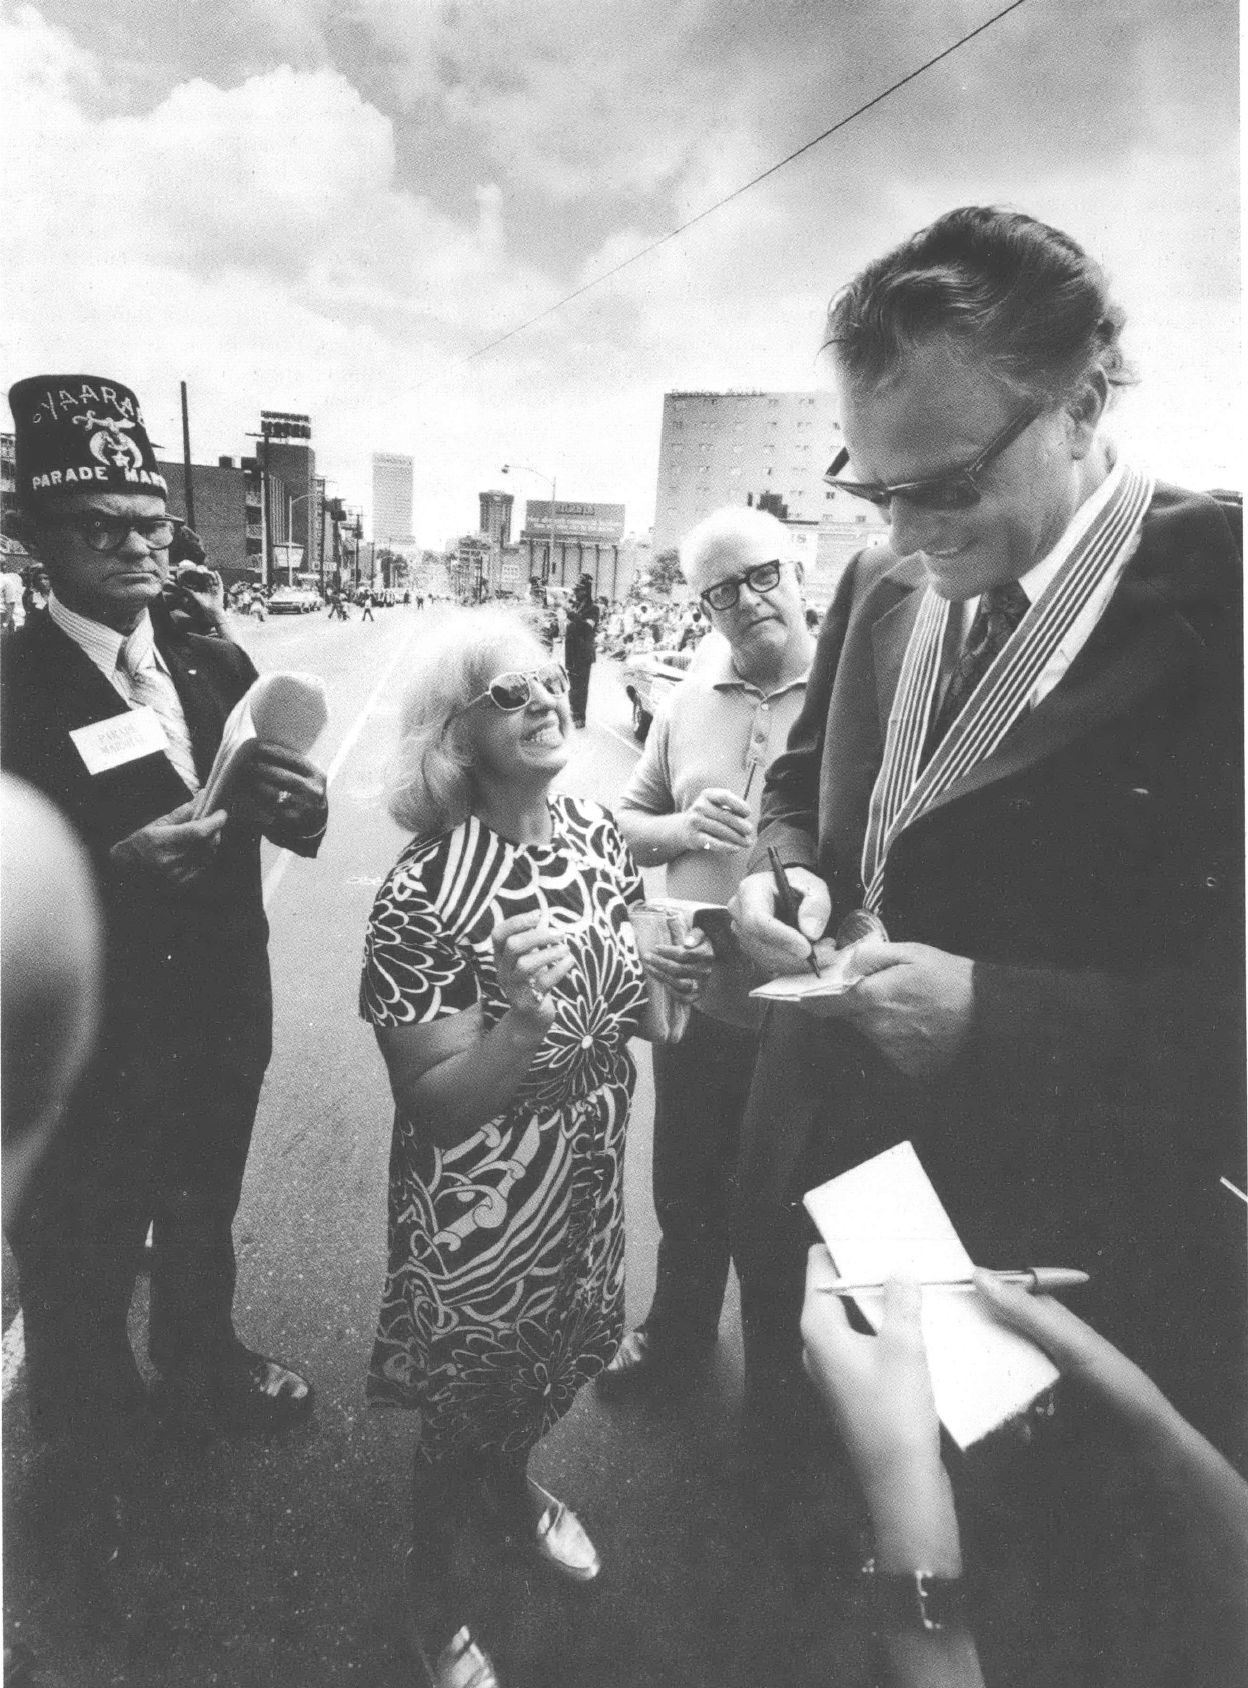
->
[524,500,625,541]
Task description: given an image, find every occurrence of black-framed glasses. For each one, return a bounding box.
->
[44,513,180,554]
[823,404,1043,511]
[462,662,570,714]
[699,558,784,613]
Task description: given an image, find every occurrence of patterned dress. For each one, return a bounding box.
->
[360,794,647,1463]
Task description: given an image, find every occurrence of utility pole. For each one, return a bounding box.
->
[179,381,196,532]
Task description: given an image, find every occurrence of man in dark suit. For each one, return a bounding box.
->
[1,375,329,1578]
[564,573,599,728]
[730,213,1243,1679]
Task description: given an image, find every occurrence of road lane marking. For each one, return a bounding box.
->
[263,623,420,908]
[596,722,643,754]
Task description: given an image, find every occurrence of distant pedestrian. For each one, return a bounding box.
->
[361,590,375,622]
[563,573,599,728]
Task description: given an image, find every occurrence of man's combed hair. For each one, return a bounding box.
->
[385,605,544,837]
[824,206,1136,404]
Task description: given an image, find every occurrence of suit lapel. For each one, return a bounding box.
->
[869,556,928,739]
[922,571,1203,817]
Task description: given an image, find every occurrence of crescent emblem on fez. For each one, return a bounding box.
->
[88,421,143,470]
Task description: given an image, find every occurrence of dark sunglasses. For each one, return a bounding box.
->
[823,404,1043,511]
[43,513,180,554]
[462,662,570,714]
[699,558,784,612]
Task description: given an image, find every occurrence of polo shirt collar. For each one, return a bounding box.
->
[707,637,810,699]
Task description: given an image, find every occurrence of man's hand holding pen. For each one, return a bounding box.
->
[731,863,832,976]
[678,788,755,855]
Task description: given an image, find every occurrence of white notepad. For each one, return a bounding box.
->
[193,672,329,819]
[803,1141,1060,1449]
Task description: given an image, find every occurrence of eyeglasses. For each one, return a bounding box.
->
[823,404,1043,511]
[461,662,570,714]
[44,513,179,554]
[699,559,784,613]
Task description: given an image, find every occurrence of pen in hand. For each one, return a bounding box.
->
[816,1267,1090,1297]
[766,844,822,979]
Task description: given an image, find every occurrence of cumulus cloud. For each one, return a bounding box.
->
[1,0,1239,546]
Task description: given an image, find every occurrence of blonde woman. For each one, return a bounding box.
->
[360,607,709,1687]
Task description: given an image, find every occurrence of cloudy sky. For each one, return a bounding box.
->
[1,0,1238,547]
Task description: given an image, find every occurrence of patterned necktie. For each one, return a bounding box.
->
[117,641,201,794]
[924,580,1030,762]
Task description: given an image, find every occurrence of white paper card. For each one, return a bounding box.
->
[70,706,168,775]
[193,672,328,819]
[803,1141,1060,1449]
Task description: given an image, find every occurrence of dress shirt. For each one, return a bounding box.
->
[620,634,810,1027]
[49,592,198,790]
[946,454,1136,711]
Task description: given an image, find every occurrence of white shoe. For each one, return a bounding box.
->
[527,1480,601,1583]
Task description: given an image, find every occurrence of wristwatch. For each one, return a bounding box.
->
[859,1558,970,1634]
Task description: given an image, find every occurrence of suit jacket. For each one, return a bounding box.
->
[737,485,1245,1445]
[1,607,323,1096]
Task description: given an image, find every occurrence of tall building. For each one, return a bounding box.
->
[373,452,414,544]
[652,389,887,602]
[258,411,318,576]
[478,489,513,548]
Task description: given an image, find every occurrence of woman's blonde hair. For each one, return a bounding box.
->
[385,605,546,836]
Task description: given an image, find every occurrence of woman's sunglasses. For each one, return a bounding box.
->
[823,404,1042,511]
[461,662,570,714]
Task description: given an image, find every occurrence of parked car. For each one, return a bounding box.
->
[269,586,318,614]
[619,646,694,741]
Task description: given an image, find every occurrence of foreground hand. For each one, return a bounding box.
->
[678,788,755,855]
[493,910,575,1026]
[110,800,226,888]
[248,745,328,836]
[800,939,973,1082]
[642,933,715,1001]
[972,1272,1174,1442]
[730,867,831,975]
[801,1246,943,1494]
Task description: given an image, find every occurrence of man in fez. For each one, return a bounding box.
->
[1,375,329,1579]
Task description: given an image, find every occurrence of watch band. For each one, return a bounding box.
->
[859,1559,970,1634]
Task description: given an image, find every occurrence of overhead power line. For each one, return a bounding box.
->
[416,0,1032,389]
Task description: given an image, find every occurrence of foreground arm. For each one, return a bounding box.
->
[976,1272,1248,1682]
[800,1247,985,1688]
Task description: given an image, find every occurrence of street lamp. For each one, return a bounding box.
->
[501,464,557,591]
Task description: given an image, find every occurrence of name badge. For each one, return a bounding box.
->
[70,706,168,776]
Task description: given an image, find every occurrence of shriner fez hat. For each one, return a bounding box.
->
[7,375,167,508]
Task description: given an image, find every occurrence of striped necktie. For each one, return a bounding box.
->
[117,640,201,794]
[922,581,1029,765]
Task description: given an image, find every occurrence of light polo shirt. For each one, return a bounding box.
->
[620,635,811,1027]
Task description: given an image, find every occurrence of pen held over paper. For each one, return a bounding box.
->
[817,1267,1090,1297]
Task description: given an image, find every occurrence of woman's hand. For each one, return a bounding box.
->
[641,932,715,1001]
[493,910,576,1027]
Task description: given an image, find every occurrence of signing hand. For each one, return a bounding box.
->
[730,866,831,976]
[678,788,755,855]
[641,932,715,1001]
[493,910,576,1028]
[800,938,974,1082]
[110,800,227,888]
[247,745,328,837]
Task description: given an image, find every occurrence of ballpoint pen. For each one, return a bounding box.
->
[766,844,821,978]
[816,1267,1090,1297]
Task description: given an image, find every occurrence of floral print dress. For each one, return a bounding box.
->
[360,794,647,1463]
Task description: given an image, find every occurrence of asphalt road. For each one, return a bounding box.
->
[3,607,851,1688]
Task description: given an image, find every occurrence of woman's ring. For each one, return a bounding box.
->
[702,838,711,850]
